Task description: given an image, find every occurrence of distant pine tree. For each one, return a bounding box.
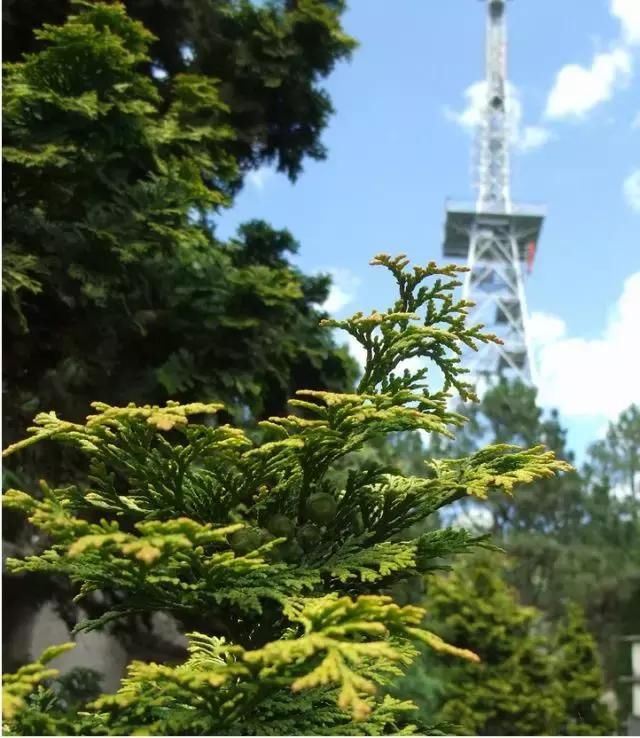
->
[553,603,618,736]
[396,554,617,736]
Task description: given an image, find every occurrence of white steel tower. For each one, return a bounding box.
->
[442,0,544,387]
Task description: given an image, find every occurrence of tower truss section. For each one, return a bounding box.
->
[442,0,545,387]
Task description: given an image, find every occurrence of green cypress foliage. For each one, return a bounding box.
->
[2,255,569,735]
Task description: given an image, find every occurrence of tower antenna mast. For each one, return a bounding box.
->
[477,0,511,212]
[443,0,544,388]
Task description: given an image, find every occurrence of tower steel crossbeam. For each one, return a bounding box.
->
[442,0,545,388]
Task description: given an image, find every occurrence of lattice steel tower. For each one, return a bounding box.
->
[442,0,544,387]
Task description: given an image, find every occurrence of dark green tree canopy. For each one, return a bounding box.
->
[2,3,358,660]
[3,2,357,462]
[3,0,357,180]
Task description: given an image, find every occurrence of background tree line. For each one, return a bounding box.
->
[393,386,640,729]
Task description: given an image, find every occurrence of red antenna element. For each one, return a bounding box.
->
[526,241,536,274]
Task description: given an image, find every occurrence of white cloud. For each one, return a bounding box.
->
[531,271,640,421]
[344,334,367,371]
[318,270,363,368]
[528,312,567,346]
[447,81,550,153]
[633,111,640,128]
[518,125,552,152]
[508,87,552,152]
[323,286,352,314]
[247,166,274,190]
[544,0,640,121]
[623,169,640,211]
[545,47,633,119]
[321,268,360,315]
[446,80,487,129]
[611,0,640,44]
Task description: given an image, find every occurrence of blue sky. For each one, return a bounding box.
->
[217,0,640,461]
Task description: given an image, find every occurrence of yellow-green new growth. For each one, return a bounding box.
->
[3,644,75,721]
[323,253,501,403]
